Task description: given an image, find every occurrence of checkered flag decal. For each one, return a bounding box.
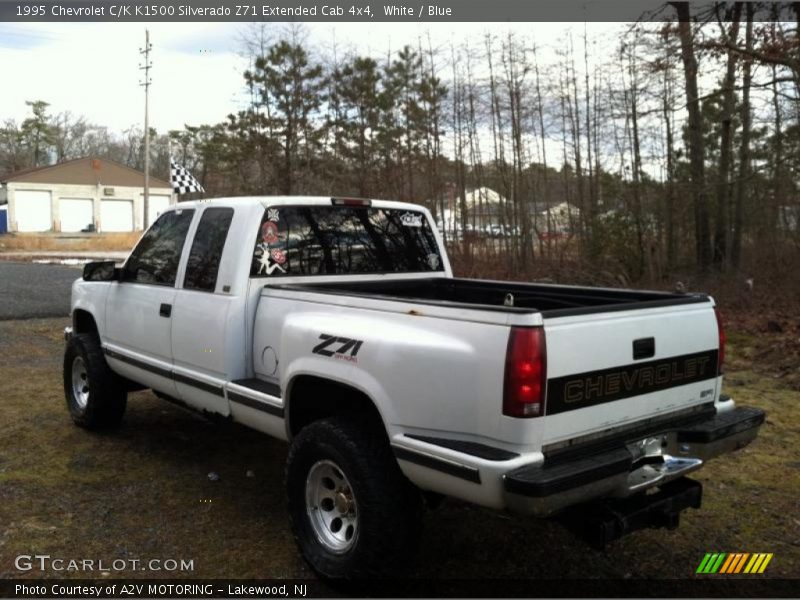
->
[170,158,205,194]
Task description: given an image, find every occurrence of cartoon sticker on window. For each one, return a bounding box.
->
[270,248,286,265]
[255,242,286,275]
[261,221,280,245]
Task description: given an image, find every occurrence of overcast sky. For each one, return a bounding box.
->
[0,22,621,135]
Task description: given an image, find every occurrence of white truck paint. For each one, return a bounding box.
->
[64,196,765,577]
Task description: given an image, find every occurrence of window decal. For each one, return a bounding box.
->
[400,212,423,227]
[255,242,286,275]
[261,221,280,245]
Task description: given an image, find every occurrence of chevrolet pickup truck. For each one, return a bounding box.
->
[63,196,765,579]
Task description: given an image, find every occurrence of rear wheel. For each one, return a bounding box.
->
[286,416,422,579]
[63,333,127,429]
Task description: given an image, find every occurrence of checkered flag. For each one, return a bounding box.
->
[170,158,205,194]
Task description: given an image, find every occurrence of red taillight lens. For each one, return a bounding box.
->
[503,327,547,418]
[714,307,726,374]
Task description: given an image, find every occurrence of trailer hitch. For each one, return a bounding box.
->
[557,477,703,550]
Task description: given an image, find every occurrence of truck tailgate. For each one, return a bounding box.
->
[542,302,720,445]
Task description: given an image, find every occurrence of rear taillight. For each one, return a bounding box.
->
[503,327,547,418]
[714,307,726,375]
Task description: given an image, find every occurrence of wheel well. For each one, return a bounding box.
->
[73,309,99,338]
[287,376,384,438]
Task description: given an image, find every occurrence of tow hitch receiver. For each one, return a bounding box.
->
[558,477,702,550]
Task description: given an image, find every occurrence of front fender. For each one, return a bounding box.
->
[70,279,111,338]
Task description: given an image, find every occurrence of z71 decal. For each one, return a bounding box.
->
[312,334,364,363]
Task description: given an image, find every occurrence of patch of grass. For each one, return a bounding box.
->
[0,318,797,584]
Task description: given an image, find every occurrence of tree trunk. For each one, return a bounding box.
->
[731,3,753,269]
[663,56,677,271]
[584,28,597,250]
[628,47,646,281]
[673,2,711,272]
[532,42,550,258]
[713,2,742,268]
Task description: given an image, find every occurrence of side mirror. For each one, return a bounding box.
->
[82,261,120,282]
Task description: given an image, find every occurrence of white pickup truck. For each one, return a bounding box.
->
[64,196,764,578]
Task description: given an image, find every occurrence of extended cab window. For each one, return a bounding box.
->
[251,205,443,277]
[184,207,234,292]
[123,209,194,286]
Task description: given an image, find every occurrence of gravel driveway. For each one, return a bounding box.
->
[0,261,80,320]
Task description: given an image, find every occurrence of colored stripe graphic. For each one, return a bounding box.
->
[710,553,726,573]
[698,553,727,574]
[719,554,736,574]
[703,553,718,573]
[744,554,759,573]
[751,554,766,573]
[697,552,772,574]
[758,554,773,573]
[733,553,750,573]
[696,553,713,574]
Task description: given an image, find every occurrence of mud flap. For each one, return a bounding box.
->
[557,477,703,550]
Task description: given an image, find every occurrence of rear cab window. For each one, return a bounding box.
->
[250,205,443,277]
[183,207,234,292]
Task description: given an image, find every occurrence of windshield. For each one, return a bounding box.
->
[250,205,444,277]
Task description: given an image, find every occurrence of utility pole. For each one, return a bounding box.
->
[139,29,152,229]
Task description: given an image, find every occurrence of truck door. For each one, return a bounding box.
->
[104,208,195,397]
[170,206,236,415]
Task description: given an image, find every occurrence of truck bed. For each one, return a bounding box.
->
[271,277,710,317]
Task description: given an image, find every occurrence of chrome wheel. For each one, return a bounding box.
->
[305,459,358,553]
[71,356,90,409]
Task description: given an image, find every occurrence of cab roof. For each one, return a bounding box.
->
[172,196,429,214]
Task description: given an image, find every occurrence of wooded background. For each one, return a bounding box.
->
[2,3,798,290]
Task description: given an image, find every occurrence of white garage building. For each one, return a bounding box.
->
[0,157,175,233]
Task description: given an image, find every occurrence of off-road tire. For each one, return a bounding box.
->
[63,333,127,430]
[286,416,422,579]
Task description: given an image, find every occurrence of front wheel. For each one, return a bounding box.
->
[286,416,422,579]
[63,333,127,430]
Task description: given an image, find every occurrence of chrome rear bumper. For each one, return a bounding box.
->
[503,405,764,516]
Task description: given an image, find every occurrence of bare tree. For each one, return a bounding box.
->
[731,2,753,269]
[673,2,712,271]
[712,2,743,268]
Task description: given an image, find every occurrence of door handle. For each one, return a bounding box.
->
[159,303,172,318]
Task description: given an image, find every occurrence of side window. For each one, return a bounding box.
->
[123,209,194,286]
[183,207,234,292]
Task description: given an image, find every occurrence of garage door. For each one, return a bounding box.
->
[60,198,94,232]
[140,194,171,227]
[15,190,52,232]
[100,199,134,232]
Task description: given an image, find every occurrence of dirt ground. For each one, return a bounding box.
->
[0,318,797,588]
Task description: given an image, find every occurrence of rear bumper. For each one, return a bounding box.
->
[503,405,764,516]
